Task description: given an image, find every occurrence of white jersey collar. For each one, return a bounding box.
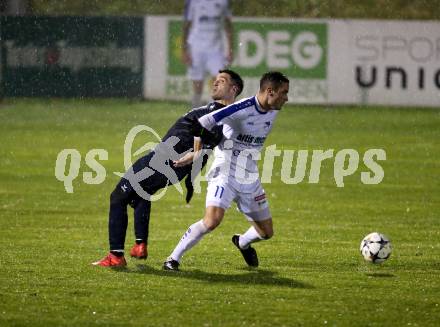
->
[253,96,268,115]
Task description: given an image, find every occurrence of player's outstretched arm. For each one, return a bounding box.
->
[173,137,202,167]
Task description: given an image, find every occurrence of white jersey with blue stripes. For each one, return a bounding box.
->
[184,0,231,51]
[198,96,278,183]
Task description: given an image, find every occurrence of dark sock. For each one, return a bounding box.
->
[110,250,124,257]
[134,199,151,244]
[135,239,146,245]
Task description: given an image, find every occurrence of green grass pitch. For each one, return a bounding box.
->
[0,99,439,326]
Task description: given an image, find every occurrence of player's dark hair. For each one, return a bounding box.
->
[259,71,289,91]
[219,69,244,97]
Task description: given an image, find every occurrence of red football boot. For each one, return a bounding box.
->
[130,243,148,259]
[92,253,127,267]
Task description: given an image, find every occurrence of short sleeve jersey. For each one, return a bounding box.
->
[198,96,278,180]
[184,0,231,51]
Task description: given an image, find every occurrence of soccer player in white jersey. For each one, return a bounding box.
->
[183,0,233,108]
[164,72,290,271]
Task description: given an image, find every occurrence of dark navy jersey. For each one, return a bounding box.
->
[161,101,225,154]
[125,102,225,204]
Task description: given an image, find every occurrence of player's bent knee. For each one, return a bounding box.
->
[254,217,273,239]
[203,215,222,230]
[203,206,225,230]
[110,186,130,206]
[261,229,273,239]
[203,209,224,230]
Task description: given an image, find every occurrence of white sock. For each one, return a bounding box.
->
[239,226,265,249]
[170,220,210,262]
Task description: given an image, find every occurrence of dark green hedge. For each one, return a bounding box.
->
[30,0,440,20]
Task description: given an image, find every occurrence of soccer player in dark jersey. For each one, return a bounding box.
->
[93,70,243,267]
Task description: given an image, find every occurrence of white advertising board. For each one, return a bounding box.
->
[144,16,440,108]
[329,20,440,107]
[145,16,329,104]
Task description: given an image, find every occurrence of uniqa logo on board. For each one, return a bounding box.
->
[167,20,327,80]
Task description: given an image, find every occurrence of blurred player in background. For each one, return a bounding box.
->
[92,70,243,267]
[163,72,290,271]
[183,0,234,108]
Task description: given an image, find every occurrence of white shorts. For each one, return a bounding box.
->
[206,175,271,222]
[188,47,226,81]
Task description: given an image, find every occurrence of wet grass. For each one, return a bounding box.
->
[0,99,439,326]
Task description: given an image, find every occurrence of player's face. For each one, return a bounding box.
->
[211,73,236,101]
[267,82,289,110]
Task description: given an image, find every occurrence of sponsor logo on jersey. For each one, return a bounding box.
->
[254,193,266,202]
[237,134,266,144]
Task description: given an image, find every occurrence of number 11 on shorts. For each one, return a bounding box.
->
[214,185,224,198]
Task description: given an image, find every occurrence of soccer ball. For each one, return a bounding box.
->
[360,232,392,263]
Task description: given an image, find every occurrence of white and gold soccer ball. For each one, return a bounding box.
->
[360,232,392,264]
